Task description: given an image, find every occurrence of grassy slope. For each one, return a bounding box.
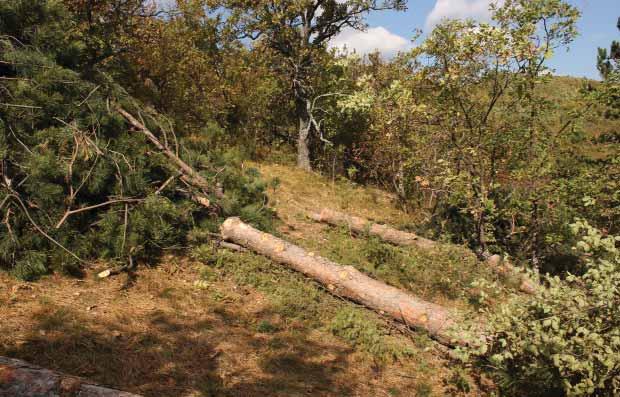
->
[545,75,618,159]
[0,161,522,397]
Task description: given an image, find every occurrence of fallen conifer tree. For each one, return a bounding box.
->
[0,18,273,279]
[0,356,141,397]
[310,208,538,294]
[221,217,468,346]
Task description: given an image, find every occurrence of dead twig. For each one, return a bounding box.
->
[7,125,33,154]
[77,85,100,107]
[0,103,42,109]
[155,174,178,195]
[7,193,85,263]
[55,198,144,229]
[120,203,129,254]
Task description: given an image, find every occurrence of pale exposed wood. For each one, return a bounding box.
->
[219,241,247,252]
[221,217,466,346]
[0,356,142,397]
[310,208,437,250]
[485,254,538,294]
[310,208,538,294]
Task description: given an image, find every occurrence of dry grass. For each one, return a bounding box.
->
[0,161,497,397]
[1,262,439,396]
[253,162,422,229]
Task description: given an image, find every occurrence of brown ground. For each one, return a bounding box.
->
[0,259,456,397]
[0,163,486,396]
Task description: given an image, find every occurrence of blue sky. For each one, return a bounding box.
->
[330,0,619,80]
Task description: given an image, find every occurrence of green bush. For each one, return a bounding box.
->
[473,220,620,396]
[0,0,273,279]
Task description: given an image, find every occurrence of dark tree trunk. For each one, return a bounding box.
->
[296,97,312,171]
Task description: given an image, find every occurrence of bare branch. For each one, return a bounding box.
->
[55,198,144,229]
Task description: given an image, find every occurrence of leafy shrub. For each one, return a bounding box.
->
[472,220,620,396]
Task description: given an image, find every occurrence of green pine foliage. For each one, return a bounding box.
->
[0,0,273,280]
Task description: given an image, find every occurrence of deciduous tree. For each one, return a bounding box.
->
[214,0,407,170]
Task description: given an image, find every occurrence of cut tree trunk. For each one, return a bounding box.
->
[484,254,538,294]
[309,208,437,250]
[220,217,466,346]
[117,107,221,206]
[310,208,538,295]
[0,356,141,397]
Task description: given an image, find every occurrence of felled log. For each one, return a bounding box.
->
[310,208,437,250]
[310,208,537,294]
[0,356,141,397]
[220,217,465,346]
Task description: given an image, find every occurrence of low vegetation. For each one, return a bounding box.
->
[1,0,619,396]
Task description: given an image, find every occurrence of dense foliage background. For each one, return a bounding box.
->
[1,0,619,395]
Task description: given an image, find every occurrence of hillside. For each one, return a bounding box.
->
[0,161,511,397]
[2,1,619,396]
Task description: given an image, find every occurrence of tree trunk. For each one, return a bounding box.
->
[310,208,437,250]
[296,98,312,171]
[220,217,466,346]
[310,208,538,294]
[0,356,141,397]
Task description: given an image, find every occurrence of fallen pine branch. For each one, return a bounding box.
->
[0,356,142,396]
[310,208,538,295]
[220,217,469,346]
[116,107,220,208]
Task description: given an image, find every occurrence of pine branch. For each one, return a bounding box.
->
[55,198,144,229]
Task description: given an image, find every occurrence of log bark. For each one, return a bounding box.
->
[309,208,437,250]
[0,356,141,397]
[310,208,538,295]
[220,217,465,346]
[117,107,221,206]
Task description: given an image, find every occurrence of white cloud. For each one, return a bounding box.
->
[425,0,501,30]
[328,26,411,57]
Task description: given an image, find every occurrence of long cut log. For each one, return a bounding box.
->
[310,208,537,294]
[221,217,465,346]
[0,356,141,397]
[310,208,437,250]
[485,254,538,294]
